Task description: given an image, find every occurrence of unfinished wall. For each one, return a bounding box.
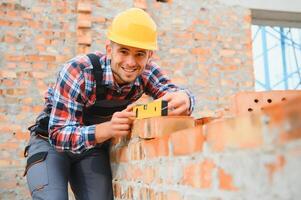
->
[0,0,254,199]
[111,93,301,199]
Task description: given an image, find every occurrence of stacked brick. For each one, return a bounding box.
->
[111,93,301,199]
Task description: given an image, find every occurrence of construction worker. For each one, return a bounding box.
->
[24,8,195,200]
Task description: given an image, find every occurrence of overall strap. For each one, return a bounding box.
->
[87,53,106,100]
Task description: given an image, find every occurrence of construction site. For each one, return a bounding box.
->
[0,0,301,199]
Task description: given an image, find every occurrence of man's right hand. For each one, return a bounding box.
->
[95,105,135,144]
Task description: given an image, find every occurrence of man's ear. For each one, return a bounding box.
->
[105,41,112,59]
[148,50,153,61]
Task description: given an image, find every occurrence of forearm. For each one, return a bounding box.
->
[95,122,113,144]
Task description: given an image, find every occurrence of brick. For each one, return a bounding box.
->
[205,114,264,152]
[0,70,17,78]
[140,187,155,200]
[229,91,301,116]
[131,116,195,139]
[115,146,128,163]
[4,34,19,43]
[77,2,91,13]
[170,126,204,156]
[0,142,19,150]
[77,20,92,28]
[220,49,236,57]
[78,35,92,45]
[200,159,215,188]
[262,95,301,136]
[166,191,182,200]
[92,16,106,23]
[218,168,238,191]
[191,48,210,56]
[124,185,133,199]
[5,55,25,62]
[169,48,187,55]
[182,159,215,189]
[265,155,286,182]
[0,19,10,26]
[31,71,48,79]
[141,134,169,159]
[142,167,155,184]
[113,182,122,199]
[128,140,144,160]
[134,0,147,9]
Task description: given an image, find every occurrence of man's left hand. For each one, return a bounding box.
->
[161,91,191,116]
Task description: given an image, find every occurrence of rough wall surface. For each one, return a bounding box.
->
[0,0,254,199]
[111,94,301,200]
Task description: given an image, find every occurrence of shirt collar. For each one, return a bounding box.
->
[102,56,141,88]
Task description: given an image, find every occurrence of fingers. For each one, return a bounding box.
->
[114,110,135,118]
[110,109,136,137]
[168,104,187,116]
[161,91,190,116]
[125,103,135,112]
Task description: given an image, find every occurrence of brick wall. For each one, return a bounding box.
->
[0,0,255,199]
[111,93,301,199]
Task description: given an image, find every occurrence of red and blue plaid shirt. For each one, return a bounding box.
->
[41,51,195,153]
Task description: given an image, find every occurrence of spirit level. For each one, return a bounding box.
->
[133,100,168,119]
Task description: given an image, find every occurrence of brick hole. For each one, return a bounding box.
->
[254,99,259,103]
[267,99,272,103]
[248,108,253,112]
[281,97,286,101]
[156,0,168,2]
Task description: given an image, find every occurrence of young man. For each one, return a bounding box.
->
[24,8,195,200]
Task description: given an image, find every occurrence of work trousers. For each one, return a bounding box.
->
[24,134,113,200]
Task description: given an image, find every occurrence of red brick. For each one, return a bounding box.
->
[0,142,19,150]
[131,116,195,139]
[5,55,25,62]
[166,190,182,200]
[170,126,204,156]
[142,167,155,184]
[77,2,91,13]
[182,159,216,189]
[78,20,91,28]
[0,70,17,78]
[265,155,286,182]
[92,16,106,23]
[141,133,169,159]
[218,168,238,191]
[78,35,92,45]
[220,49,236,56]
[0,19,10,26]
[128,140,144,160]
[205,114,264,152]
[191,48,210,56]
[115,146,128,162]
[134,0,147,9]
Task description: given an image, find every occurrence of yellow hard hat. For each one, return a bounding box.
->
[107,8,158,50]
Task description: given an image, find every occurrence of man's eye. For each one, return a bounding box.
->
[120,50,128,55]
[137,53,146,57]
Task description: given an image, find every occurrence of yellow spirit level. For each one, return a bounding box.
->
[133,100,168,119]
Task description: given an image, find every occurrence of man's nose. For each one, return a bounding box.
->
[126,55,136,67]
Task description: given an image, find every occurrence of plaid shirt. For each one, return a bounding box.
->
[42,51,195,153]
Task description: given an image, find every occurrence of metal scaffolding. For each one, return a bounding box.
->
[252,25,301,91]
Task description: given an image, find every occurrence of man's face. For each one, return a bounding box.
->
[106,42,153,85]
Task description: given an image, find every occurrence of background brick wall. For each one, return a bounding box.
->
[0,0,255,199]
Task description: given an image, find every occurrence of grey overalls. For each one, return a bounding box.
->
[24,54,134,200]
